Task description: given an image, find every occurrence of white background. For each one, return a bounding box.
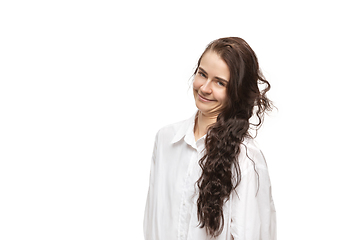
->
[1,0,359,239]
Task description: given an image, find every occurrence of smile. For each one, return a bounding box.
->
[198,93,215,102]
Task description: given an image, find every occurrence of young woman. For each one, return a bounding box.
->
[144,37,276,240]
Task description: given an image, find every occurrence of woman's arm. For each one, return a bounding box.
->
[230,149,276,240]
[143,132,159,239]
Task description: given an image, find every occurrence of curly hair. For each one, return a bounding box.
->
[195,37,273,237]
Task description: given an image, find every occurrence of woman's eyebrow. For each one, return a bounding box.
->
[198,67,229,83]
[198,67,207,74]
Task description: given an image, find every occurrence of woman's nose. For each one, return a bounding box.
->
[200,80,212,94]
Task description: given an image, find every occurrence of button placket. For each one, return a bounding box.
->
[178,150,197,240]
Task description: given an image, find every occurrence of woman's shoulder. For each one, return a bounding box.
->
[155,115,194,142]
[156,118,188,135]
[239,137,269,172]
[158,119,188,133]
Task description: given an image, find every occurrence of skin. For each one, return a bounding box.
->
[193,50,230,141]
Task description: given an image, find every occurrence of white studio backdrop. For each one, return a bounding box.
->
[0,0,359,239]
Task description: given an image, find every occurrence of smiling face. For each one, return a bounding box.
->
[193,50,230,117]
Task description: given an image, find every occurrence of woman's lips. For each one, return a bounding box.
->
[198,93,214,102]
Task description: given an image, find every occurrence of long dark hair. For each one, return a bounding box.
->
[195,37,273,237]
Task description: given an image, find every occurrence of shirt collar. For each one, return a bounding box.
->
[171,112,197,145]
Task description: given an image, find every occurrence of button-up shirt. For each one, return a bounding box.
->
[144,114,276,240]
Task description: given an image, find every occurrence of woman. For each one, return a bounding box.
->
[144,37,276,240]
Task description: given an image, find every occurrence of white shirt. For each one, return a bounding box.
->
[144,114,276,240]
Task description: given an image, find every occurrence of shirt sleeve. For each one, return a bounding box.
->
[143,132,159,240]
[230,149,277,240]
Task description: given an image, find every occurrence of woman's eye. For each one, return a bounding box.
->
[217,81,225,87]
[198,72,206,78]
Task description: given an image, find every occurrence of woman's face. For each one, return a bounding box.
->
[193,50,230,117]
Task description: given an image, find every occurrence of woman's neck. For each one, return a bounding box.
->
[194,111,218,142]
